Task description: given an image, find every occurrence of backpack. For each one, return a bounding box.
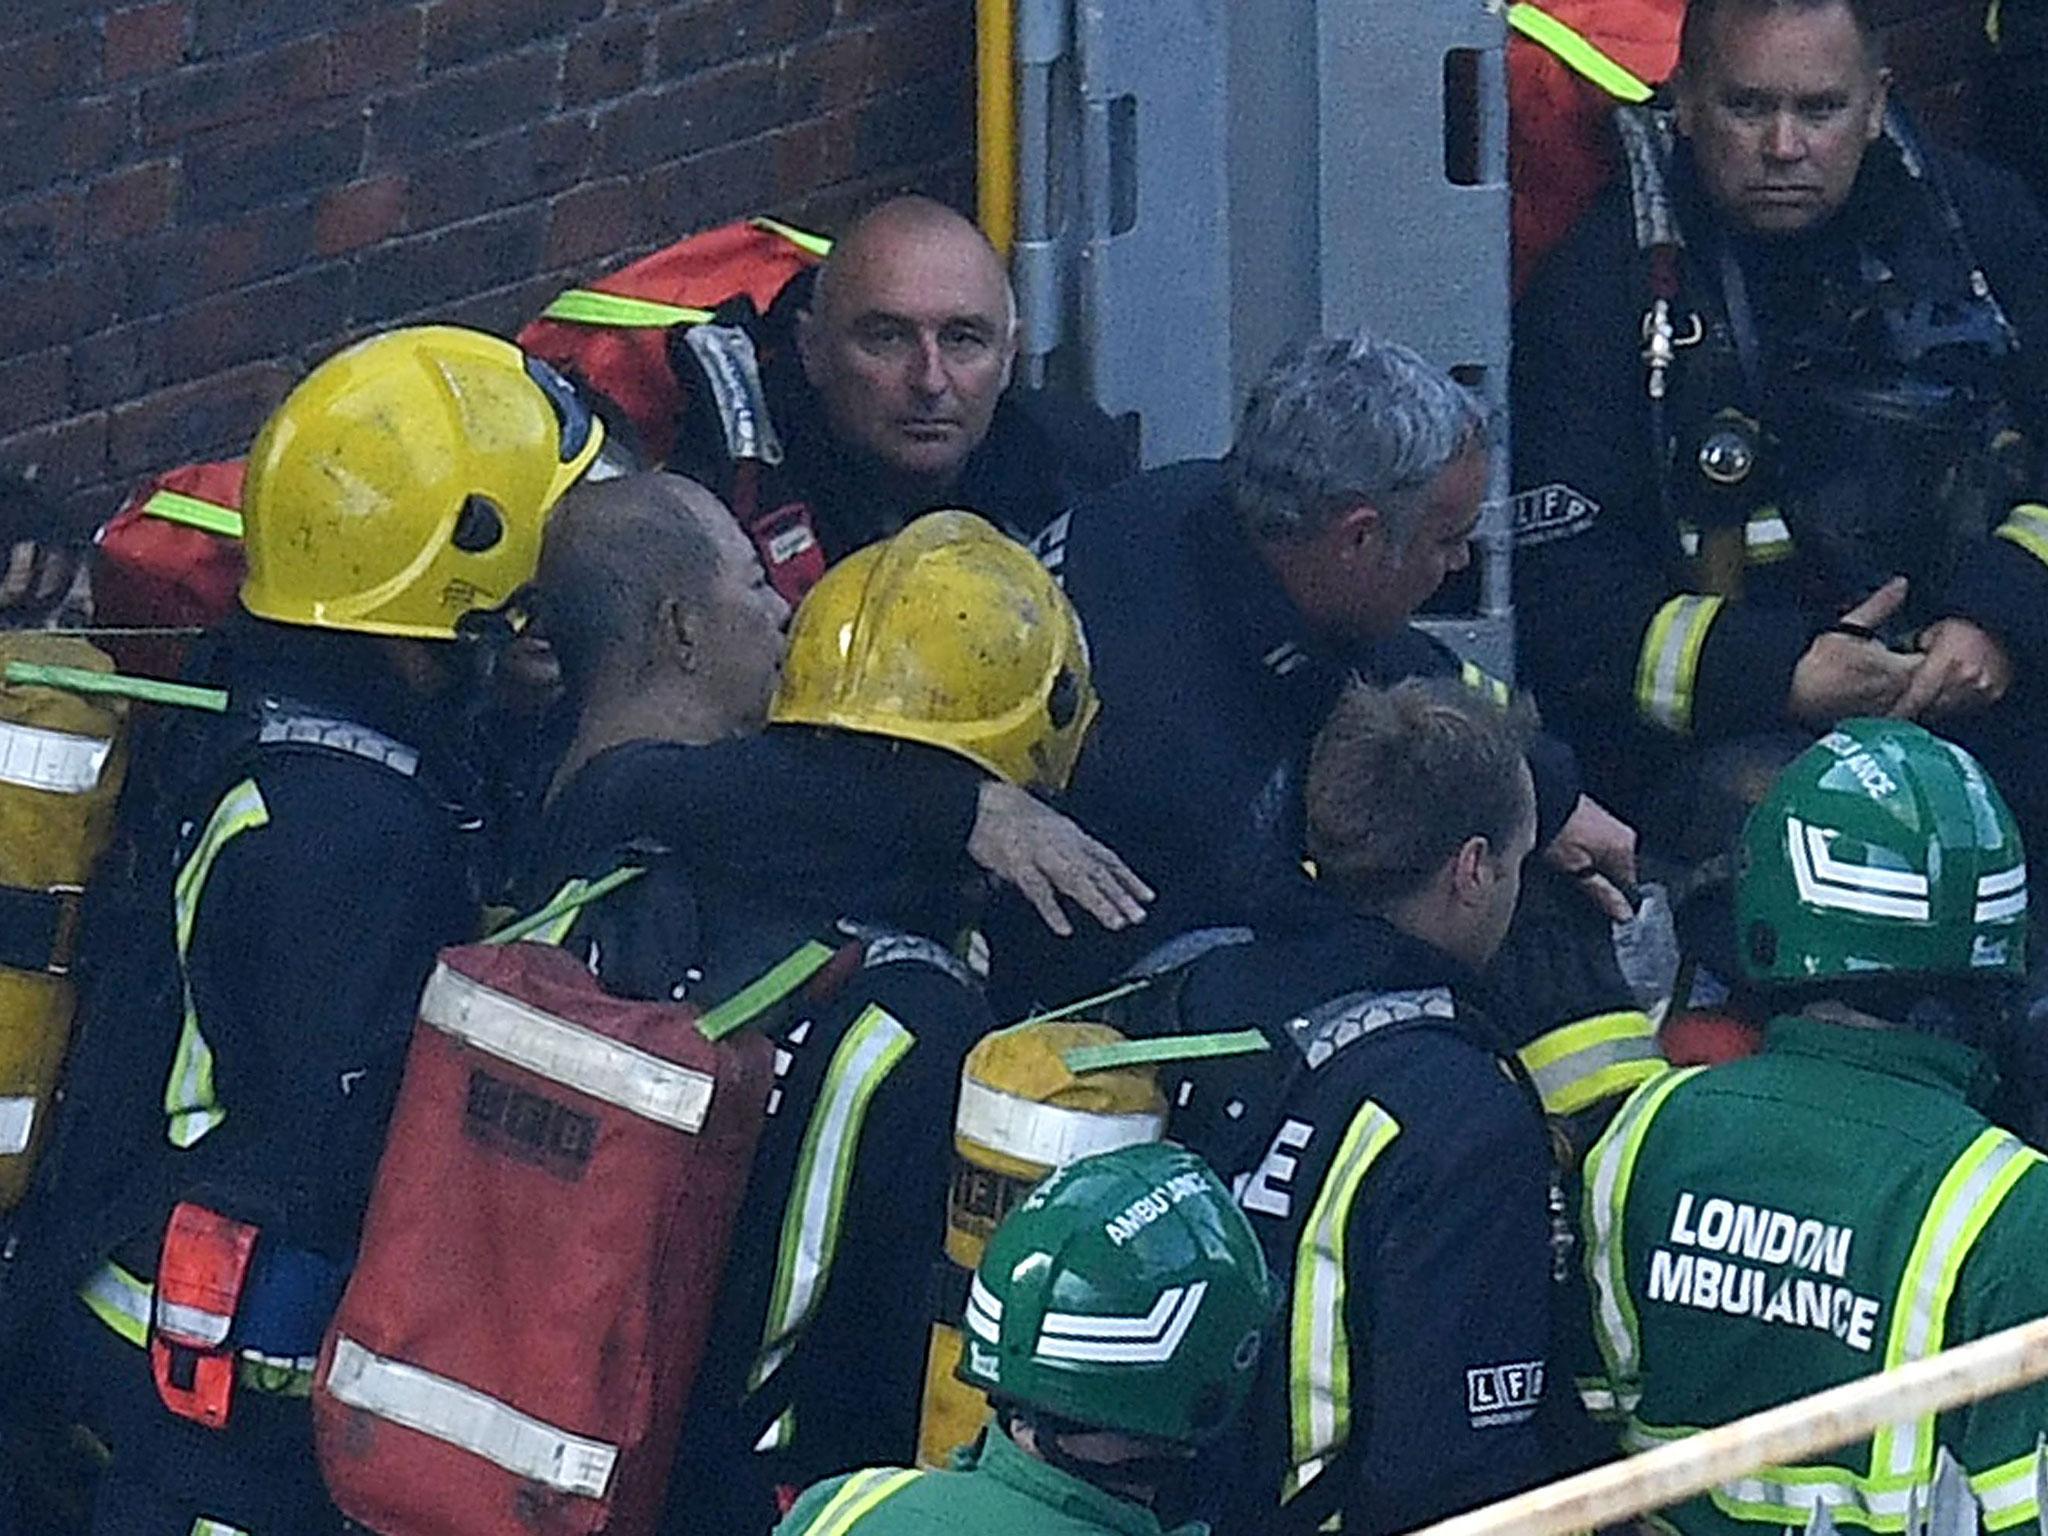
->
[517,216,829,466]
[89,460,247,678]
[312,931,842,1536]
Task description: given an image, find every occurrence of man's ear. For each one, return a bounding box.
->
[657,594,700,674]
[795,306,823,386]
[1450,835,1493,907]
[1332,502,1383,563]
[1864,68,1891,142]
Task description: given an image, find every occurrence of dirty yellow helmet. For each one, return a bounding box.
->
[769,510,1099,790]
[240,325,604,640]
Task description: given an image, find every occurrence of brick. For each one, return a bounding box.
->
[189,0,414,58]
[367,47,561,164]
[855,77,967,172]
[86,159,179,245]
[139,34,331,145]
[544,176,652,267]
[354,204,546,323]
[0,25,99,106]
[654,0,831,77]
[774,113,861,199]
[832,0,933,21]
[159,264,355,381]
[122,200,314,310]
[594,57,781,175]
[866,2,971,89]
[0,415,110,504]
[642,133,779,234]
[103,2,190,82]
[0,349,70,438]
[424,0,603,71]
[0,257,124,357]
[563,15,647,106]
[404,115,589,228]
[430,271,570,336]
[330,7,424,95]
[0,97,129,200]
[777,27,872,119]
[71,319,168,411]
[315,173,407,254]
[0,188,85,270]
[183,115,363,220]
[108,362,294,479]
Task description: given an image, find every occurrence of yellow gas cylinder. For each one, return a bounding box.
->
[0,635,130,1210]
[914,1018,1167,1468]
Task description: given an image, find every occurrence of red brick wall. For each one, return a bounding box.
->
[0,0,974,531]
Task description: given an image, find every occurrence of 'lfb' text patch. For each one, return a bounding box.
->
[1467,1360,1545,1428]
[1511,483,1598,546]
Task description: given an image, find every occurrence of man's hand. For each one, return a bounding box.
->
[1889,617,2013,723]
[1544,793,1640,922]
[969,781,1154,937]
[1788,577,1921,725]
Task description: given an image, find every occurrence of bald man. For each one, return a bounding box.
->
[664,195,1131,597]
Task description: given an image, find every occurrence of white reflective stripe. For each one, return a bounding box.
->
[1787,818,1932,921]
[964,1274,1002,1344]
[155,1296,232,1348]
[1874,1130,2036,1482]
[1978,866,2026,897]
[1970,1453,2041,1528]
[0,1094,36,1155]
[419,962,714,1134]
[1676,514,1794,558]
[324,1336,618,1500]
[953,1076,1165,1169]
[1977,891,2028,923]
[1712,1470,1914,1525]
[1286,1100,1400,1502]
[1975,865,2027,924]
[754,1006,915,1390]
[1583,1069,1702,1402]
[0,720,111,794]
[1036,1282,1206,1364]
[191,1519,250,1536]
[1636,595,1723,734]
[79,1261,153,1345]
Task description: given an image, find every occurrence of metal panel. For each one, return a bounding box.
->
[1318,0,1515,676]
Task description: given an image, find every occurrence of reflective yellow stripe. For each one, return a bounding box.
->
[1286,1100,1401,1503]
[191,1520,249,1536]
[752,1005,915,1393]
[79,1260,152,1346]
[1582,1067,1703,1407]
[166,778,269,1148]
[805,1467,922,1536]
[1458,659,1513,708]
[1506,2,1655,102]
[750,215,834,259]
[1518,1011,1665,1117]
[1633,594,1724,735]
[539,289,716,329]
[1994,503,2048,568]
[1971,1449,2042,1531]
[142,489,244,539]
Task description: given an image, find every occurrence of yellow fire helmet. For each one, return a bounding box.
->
[240,325,604,640]
[769,510,1100,792]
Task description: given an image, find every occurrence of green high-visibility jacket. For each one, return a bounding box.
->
[1583,1017,2048,1535]
[774,1429,1206,1536]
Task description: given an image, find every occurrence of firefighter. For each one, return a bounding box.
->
[521,498,1146,1531]
[1131,678,1591,1535]
[773,1141,1271,1536]
[1511,0,2048,856]
[6,327,603,1534]
[663,194,1132,601]
[997,334,1650,1119]
[1583,718,2048,1534]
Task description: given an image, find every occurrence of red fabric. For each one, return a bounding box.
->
[1659,1009,1764,1066]
[151,1201,260,1431]
[91,460,246,677]
[517,220,824,463]
[315,943,775,1536]
[1509,0,1684,295]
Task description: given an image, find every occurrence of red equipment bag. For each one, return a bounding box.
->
[91,460,246,676]
[517,216,829,465]
[312,940,789,1536]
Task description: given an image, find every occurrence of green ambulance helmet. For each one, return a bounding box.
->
[1738,718,2028,985]
[959,1141,1271,1446]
